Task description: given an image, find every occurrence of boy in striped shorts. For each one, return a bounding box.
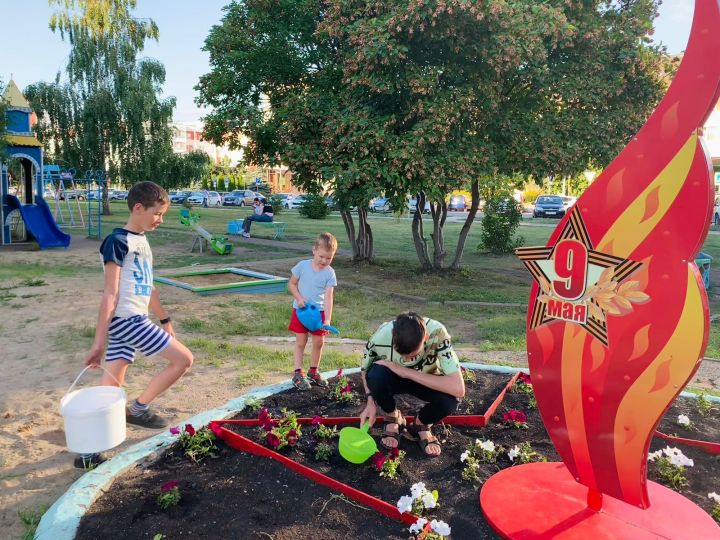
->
[77,182,194,469]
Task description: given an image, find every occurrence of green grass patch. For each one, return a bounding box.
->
[18,505,47,540]
[53,324,96,351]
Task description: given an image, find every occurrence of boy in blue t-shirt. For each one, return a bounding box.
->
[287,232,338,390]
[78,182,194,468]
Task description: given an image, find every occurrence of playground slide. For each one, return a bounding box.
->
[179,208,232,255]
[6,194,72,249]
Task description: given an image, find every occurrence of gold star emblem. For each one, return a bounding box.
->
[516,211,646,346]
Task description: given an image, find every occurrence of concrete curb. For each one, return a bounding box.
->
[34,364,720,539]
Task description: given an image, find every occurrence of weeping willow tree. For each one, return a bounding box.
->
[25,0,176,214]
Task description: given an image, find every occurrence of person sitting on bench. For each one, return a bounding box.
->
[241,197,274,238]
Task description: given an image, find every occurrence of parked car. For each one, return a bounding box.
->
[223,189,263,206]
[560,196,578,212]
[369,197,392,213]
[87,191,101,201]
[325,196,337,209]
[218,191,229,204]
[408,197,431,214]
[187,191,222,207]
[286,194,308,209]
[448,194,468,212]
[533,195,566,218]
[272,193,293,207]
[113,190,128,200]
[66,189,87,200]
[170,190,192,204]
[714,199,720,225]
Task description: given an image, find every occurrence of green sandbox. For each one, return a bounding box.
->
[154,267,288,295]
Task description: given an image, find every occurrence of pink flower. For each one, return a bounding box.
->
[518,372,532,385]
[336,369,343,378]
[262,419,278,432]
[311,415,322,426]
[184,424,196,436]
[258,408,271,423]
[287,429,298,446]
[266,432,281,449]
[341,385,351,394]
[390,447,400,459]
[169,426,180,435]
[161,480,179,491]
[371,451,386,471]
[503,410,528,425]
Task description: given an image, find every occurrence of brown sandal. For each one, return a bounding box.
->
[407,420,441,457]
[380,412,406,450]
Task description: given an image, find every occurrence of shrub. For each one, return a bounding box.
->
[298,193,330,219]
[268,195,284,215]
[479,196,524,254]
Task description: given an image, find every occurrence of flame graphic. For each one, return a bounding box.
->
[526,0,720,508]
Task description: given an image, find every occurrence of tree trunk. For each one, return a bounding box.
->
[450,178,480,270]
[411,192,432,269]
[430,197,448,269]
[102,180,111,215]
[341,208,374,262]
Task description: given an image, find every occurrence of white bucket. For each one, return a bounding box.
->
[60,366,127,454]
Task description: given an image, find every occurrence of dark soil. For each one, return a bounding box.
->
[76,371,720,539]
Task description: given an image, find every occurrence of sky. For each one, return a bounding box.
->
[0,0,696,123]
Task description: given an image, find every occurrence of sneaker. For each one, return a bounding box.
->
[74,453,107,470]
[307,370,329,387]
[241,232,251,238]
[292,372,311,391]
[126,408,169,429]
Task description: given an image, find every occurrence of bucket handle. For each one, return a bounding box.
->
[64,365,123,399]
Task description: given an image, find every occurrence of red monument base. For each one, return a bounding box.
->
[480,462,719,539]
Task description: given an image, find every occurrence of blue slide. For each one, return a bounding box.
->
[6,194,71,249]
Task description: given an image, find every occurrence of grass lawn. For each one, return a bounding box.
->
[10,201,718,359]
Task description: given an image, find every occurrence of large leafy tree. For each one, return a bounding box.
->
[324,0,670,270]
[0,78,8,161]
[26,0,176,213]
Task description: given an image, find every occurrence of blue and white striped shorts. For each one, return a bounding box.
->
[105,315,172,363]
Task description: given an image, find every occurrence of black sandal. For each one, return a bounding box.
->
[407,419,442,457]
[380,412,406,450]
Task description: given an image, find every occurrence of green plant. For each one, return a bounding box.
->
[298,193,330,220]
[461,367,477,383]
[314,422,337,441]
[372,448,405,479]
[653,457,689,490]
[479,196,524,254]
[153,534,166,540]
[330,369,355,403]
[157,481,181,510]
[244,396,264,413]
[18,505,46,540]
[696,393,714,417]
[258,408,302,450]
[398,484,451,538]
[20,278,46,287]
[460,438,504,481]
[268,194,284,215]
[507,442,546,465]
[712,503,720,523]
[172,424,218,463]
[315,442,333,462]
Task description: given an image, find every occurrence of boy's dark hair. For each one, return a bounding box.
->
[127,181,169,210]
[392,312,427,355]
[253,197,261,203]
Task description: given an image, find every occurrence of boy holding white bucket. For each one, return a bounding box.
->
[77,182,194,468]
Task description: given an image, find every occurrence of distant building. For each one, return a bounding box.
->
[705,102,720,191]
[171,121,245,166]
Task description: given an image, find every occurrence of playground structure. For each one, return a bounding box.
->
[0,80,70,249]
[42,165,104,240]
[179,207,233,255]
[154,267,288,296]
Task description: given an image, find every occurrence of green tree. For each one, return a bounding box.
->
[26,0,175,214]
[0,78,8,161]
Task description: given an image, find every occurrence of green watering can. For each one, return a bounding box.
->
[338,422,377,464]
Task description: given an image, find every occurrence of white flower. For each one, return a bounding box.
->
[708,492,720,503]
[430,519,452,536]
[408,517,428,534]
[422,491,437,509]
[676,414,690,426]
[648,450,662,462]
[410,482,427,500]
[479,440,495,453]
[508,445,520,462]
[397,495,413,514]
[669,453,694,468]
[460,450,470,463]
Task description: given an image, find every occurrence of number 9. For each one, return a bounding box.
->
[552,240,588,301]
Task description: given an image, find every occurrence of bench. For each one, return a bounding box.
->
[227,219,287,240]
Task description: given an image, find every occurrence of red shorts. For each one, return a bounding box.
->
[288,308,328,336]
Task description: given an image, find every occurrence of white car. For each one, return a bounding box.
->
[286,194,307,209]
[560,196,577,212]
[187,191,222,207]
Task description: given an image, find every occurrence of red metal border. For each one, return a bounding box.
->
[210,372,519,529]
[654,430,720,455]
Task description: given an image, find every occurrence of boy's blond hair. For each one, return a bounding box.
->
[314,232,338,252]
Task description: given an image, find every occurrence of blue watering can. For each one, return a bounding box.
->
[296,302,340,335]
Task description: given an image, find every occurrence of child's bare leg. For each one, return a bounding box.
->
[294,333,309,371]
[137,340,193,405]
[100,360,130,387]
[310,334,325,369]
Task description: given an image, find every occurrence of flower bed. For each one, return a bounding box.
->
[75,370,720,539]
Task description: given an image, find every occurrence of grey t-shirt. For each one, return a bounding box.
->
[291,259,337,310]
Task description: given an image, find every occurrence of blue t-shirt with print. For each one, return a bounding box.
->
[291,259,337,310]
